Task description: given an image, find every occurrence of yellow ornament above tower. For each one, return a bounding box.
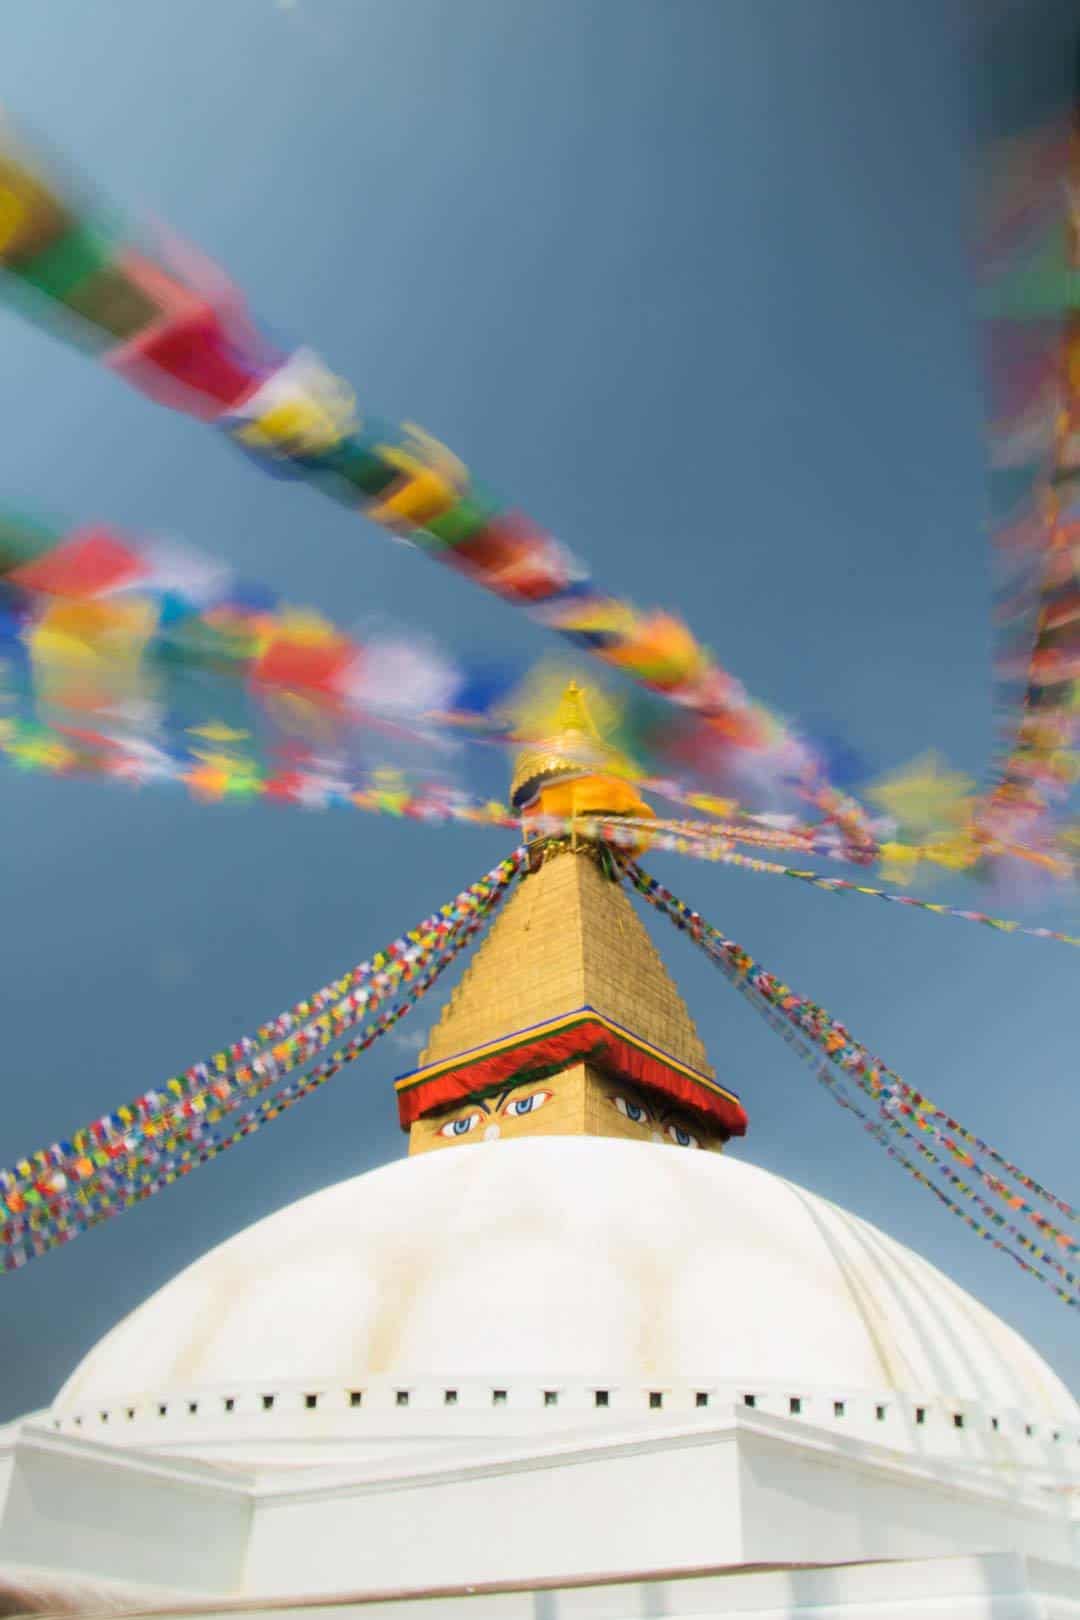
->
[509,680,656,836]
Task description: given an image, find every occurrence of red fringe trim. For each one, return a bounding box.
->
[396,1014,747,1136]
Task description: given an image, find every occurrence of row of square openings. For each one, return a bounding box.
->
[744,1392,1048,1437]
[66,1387,714,1423]
[60,1393,1068,1439]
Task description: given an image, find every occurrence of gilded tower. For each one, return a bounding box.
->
[396,685,747,1154]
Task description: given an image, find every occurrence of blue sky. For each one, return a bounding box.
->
[1,0,1078,1417]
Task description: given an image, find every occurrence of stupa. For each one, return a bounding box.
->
[1,687,1078,1619]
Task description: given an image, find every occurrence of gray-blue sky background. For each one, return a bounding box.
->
[2,0,1078,1417]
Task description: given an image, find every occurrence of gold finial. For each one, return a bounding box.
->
[553,680,595,739]
[510,681,654,838]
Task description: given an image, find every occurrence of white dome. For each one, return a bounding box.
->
[55,1138,1076,1437]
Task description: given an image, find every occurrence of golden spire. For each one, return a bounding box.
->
[550,678,595,739]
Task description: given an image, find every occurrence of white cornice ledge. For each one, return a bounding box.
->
[11,1408,1079,1521]
[252,1407,1080,1511]
[16,1422,255,1497]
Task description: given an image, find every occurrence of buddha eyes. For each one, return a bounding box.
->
[436,1091,699,1145]
[613,1095,651,1124]
[611,1095,700,1147]
[503,1090,552,1117]
[437,1091,552,1136]
[438,1111,483,1138]
[667,1123,700,1150]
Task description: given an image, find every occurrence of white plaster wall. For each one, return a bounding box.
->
[0,1415,1077,1604]
[735,1427,1080,1569]
[242,1431,744,1596]
[240,1417,1080,1598]
[0,1437,250,1593]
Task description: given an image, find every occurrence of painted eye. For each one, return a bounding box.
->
[438,1111,483,1138]
[503,1090,552,1117]
[613,1095,651,1125]
[667,1123,700,1149]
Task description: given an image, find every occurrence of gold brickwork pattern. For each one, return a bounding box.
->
[418,849,713,1077]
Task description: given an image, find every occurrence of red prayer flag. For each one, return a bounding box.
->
[9,527,144,598]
